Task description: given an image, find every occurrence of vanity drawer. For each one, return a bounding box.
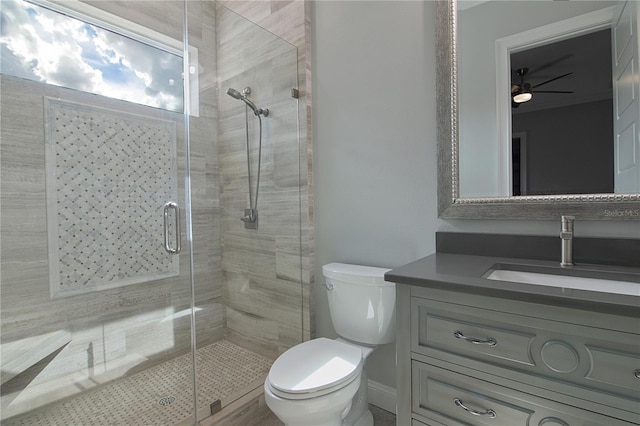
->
[412,360,638,425]
[412,419,441,426]
[586,346,640,395]
[411,297,640,400]
[421,311,535,366]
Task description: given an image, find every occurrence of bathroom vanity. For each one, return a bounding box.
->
[413,0,640,422]
[388,233,640,426]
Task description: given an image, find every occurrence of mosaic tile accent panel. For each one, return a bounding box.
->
[44,98,179,298]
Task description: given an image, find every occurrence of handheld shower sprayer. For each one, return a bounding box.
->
[226,87,269,117]
[226,87,243,99]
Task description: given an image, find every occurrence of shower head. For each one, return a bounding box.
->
[226,87,268,117]
[226,87,243,100]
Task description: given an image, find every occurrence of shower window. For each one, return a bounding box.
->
[0,0,188,113]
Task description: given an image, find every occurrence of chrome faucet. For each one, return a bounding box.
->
[560,215,575,267]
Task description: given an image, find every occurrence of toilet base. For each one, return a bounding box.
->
[351,410,373,426]
[343,370,373,426]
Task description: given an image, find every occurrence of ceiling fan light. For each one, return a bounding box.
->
[513,92,532,103]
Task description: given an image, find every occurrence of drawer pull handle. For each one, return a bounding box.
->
[634,369,640,379]
[454,330,497,347]
[454,398,497,418]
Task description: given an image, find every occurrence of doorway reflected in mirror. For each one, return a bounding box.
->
[510,29,614,196]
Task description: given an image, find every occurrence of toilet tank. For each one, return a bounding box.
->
[322,263,396,345]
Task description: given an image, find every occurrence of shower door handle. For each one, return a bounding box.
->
[163,202,181,254]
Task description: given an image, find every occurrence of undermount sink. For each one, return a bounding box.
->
[484,264,640,296]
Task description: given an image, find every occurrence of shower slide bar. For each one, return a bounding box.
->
[226,86,269,229]
[163,201,181,254]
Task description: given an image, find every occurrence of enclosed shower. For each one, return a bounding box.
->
[0,0,305,424]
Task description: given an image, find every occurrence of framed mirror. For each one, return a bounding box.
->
[436,0,640,220]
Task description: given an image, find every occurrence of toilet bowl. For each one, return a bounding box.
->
[264,374,361,426]
[264,263,395,426]
[264,337,373,426]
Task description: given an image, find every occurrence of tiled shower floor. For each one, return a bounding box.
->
[4,340,273,426]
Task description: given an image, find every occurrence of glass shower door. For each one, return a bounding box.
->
[188,2,303,422]
[0,0,200,423]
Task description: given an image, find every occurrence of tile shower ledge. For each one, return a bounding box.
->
[385,253,640,316]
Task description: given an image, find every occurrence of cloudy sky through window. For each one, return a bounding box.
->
[0,0,184,112]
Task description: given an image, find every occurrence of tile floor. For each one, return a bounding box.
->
[257,404,397,426]
[3,340,272,425]
[370,405,396,426]
[4,339,398,426]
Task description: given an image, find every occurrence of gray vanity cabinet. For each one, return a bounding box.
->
[396,285,640,426]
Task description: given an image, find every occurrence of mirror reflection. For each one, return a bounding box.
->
[457,0,639,198]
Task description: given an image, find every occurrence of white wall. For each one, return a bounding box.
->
[312,0,437,389]
[311,0,639,404]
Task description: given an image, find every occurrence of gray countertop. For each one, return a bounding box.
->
[385,253,640,317]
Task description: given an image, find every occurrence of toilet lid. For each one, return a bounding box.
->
[268,338,363,395]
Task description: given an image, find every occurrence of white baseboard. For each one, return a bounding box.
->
[367,380,396,414]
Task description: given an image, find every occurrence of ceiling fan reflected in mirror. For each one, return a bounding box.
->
[511,67,574,108]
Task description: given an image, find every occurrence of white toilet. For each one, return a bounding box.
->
[264,263,395,426]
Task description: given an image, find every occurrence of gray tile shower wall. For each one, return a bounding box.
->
[215,3,307,359]
[217,0,313,349]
